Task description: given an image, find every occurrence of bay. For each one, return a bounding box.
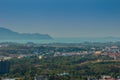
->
[0,37,120,44]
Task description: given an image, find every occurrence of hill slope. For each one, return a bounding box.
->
[0,27,52,40]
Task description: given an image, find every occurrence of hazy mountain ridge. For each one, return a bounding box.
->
[0,27,53,40]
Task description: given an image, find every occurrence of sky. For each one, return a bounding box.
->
[0,0,120,38]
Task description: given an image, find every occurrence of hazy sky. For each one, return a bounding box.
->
[0,0,120,37]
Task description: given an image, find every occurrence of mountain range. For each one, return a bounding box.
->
[0,27,52,40]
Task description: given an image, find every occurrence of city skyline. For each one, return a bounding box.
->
[0,0,120,37]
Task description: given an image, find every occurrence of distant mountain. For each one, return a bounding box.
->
[103,36,120,39]
[0,27,53,40]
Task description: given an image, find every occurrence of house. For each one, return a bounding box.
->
[101,76,115,80]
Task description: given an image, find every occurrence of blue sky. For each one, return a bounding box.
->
[0,0,120,37]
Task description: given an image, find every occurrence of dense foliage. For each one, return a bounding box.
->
[2,55,120,80]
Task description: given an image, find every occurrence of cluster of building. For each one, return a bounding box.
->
[53,46,120,60]
[1,75,120,80]
[95,46,120,60]
[0,44,120,80]
[0,54,35,61]
[0,44,8,48]
[88,75,120,80]
[1,78,23,80]
[54,51,88,57]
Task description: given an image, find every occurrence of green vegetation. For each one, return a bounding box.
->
[0,42,120,79]
[2,55,120,80]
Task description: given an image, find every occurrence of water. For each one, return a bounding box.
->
[0,38,119,44]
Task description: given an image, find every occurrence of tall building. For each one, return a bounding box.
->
[0,60,10,75]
